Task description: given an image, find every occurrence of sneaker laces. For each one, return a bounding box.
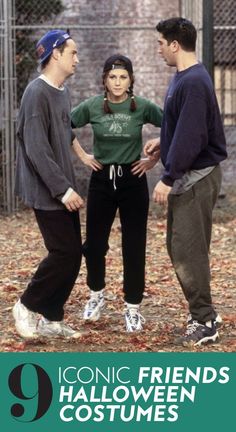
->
[129,309,145,324]
[126,308,145,331]
[185,321,202,336]
[87,297,102,311]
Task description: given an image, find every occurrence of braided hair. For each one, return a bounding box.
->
[102,60,136,114]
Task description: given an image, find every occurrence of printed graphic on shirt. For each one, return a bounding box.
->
[102,113,131,137]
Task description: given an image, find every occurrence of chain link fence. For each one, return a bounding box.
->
[0,0,235,214]
[15,0,64,104]
[214,0,236,126]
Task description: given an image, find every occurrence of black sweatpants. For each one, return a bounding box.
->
[21,209,82,321]
[83,165,149,304]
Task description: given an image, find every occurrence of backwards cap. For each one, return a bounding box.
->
[36,29,71,64]
[103,54,133,74]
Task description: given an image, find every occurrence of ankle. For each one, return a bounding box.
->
[126,302,140,311]
[90,289,104,299]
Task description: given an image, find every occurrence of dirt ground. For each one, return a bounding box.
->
[0,187,235,353]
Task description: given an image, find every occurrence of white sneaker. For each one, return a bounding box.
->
[125,308,145,332]
[12,300,39,338]
[83,291,105,321]
[37,317,80,338]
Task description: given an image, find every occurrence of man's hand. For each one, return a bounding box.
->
[131,158,158,177]
[152,180,172,205]
[64,191,84,211]
[143,138,161,161]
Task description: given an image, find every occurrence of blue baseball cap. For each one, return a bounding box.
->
[36,29,71,64]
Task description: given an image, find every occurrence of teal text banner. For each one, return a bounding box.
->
[0,352,235,432]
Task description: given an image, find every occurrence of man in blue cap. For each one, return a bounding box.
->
[13,30,83,338]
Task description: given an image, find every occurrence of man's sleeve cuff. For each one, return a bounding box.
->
[161,176,174,187]
[61,187,74,203]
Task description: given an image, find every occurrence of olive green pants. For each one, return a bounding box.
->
[167,165,222,323]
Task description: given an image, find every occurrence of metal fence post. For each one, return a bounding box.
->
[203,0,214,81]
[1,0,17,214]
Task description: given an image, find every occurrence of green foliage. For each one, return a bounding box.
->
[15,0,64,103]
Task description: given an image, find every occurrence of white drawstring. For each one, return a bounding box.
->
[109,164,123,190]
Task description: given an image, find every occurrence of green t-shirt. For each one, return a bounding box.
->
[71,95,163,164]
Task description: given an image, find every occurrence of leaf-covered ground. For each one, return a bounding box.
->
[0,188,235,353]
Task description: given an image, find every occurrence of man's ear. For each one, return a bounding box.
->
[52,48,60,61]
[171,40,179,52]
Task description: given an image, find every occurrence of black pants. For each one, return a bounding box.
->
[167,165,222,323]
[83,165,149,304]
[21,209,82,321]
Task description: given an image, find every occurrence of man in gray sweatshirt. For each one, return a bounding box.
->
[13,29,83,338]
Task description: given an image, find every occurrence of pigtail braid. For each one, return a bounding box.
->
[103,89,113,114]
[129,83,136,112]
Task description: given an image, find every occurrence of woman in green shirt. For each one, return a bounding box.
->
[72,54,162,332]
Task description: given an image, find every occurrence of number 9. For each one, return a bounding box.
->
[8,363,53,422]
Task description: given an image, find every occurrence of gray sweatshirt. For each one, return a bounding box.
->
[15,77,77,210]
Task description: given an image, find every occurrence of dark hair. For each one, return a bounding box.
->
[156,17,197,52]
[102,59,136,114]
[40,42,67,70]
